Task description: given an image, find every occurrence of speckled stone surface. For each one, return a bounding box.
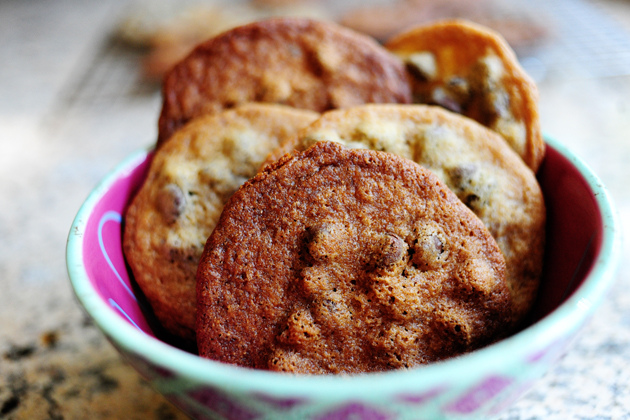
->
[1,0,629,419]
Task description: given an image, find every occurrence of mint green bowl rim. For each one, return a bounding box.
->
[67,135,621,399]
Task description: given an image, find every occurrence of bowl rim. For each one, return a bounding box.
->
[66,135,621,399]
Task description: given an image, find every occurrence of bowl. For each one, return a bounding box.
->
[66,136,620,419]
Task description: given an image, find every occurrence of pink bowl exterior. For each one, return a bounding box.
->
[67,139,620,419]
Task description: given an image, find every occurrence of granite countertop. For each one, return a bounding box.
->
[1,0,629,418]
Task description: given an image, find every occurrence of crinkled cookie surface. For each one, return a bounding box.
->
[196,141,510,373]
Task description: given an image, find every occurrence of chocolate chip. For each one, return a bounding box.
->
[468,57,511,125]
[378,234,406,267]
[446,164,488,212]
[411,223,448,270]
[306,223,345,262]
[448,163,478,194]
[156,183,185,224]
[306,224,331,261]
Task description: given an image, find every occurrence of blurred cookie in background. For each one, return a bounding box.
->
[339,0,551,49]
[114,0,332,82]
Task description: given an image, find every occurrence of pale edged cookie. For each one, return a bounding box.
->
[275,104,545,326]
[196,141,510,373]
[123,103,319,341]
[157,17,411,147]
[385,19,544,172]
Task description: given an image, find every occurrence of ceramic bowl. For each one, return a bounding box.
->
[66,136,620,419]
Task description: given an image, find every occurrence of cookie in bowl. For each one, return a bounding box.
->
[196,141,511,373]
[385,19,544,172]
[272,104,546,327]
[157,17,412,147]
[123,103,319,342]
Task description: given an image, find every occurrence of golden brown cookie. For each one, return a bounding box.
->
[196,141,510,373]
[156,17,412,147]
[123,103,319,341]
[385,19,544,172]
[273,104,545,326]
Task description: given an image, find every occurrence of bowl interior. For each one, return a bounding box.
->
[526,143,605,324]
[78,150,156,336]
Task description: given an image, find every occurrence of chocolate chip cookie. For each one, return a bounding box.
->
[196,141,510,373]
[385,19,544,171]
[123,103,319,341]
[157,17,412,147]
[273,104,546,326]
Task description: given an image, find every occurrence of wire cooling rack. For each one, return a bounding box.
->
[522,0,630,80]
[54,0,630,113]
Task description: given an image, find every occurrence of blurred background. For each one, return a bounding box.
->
[1,0,629,418]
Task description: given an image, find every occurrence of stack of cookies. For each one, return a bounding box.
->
[123,17,545,374]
